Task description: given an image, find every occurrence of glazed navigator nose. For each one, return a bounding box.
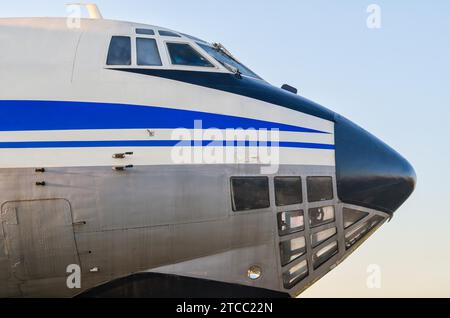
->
[334,115,416,214]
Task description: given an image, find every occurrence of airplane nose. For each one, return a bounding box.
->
[334,115,416,214]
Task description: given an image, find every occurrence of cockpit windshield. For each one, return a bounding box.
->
[197,42,262,80]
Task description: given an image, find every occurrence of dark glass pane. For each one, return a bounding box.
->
[283,260,308,289]
[106,36,131,65]
[307,177,334,202]
[313,241,338,270]
[308,206,335,228]
[275,177,302,206]
[159,30,181,37]
[345,215,385,250]
[311,227,337,248]
[279,237,306,266]
[343,208,369,229]
[137,38,162,66]
[231,177,270,212]
[167,43,213,67]
[277,210,304,236]
[136,28,155,35]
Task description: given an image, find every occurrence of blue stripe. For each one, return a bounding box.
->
[0,140,335,150]
[0,100,330,134]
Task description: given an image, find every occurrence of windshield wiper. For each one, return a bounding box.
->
[212,43,242,78]
[223,62,242,78]
[213,43,237,60]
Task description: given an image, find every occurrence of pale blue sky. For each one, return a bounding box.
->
[2,0,449,297]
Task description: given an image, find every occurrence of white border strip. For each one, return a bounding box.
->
[0,129,335,144]
[0,147,335,168]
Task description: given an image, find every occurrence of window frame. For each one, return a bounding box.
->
[136,37,163,67]
[274,176,303,207]
[306,176,334,203]
[282,259,309,290]
[279,236,307,267]
[163,40,220,71]
[104,33,230,72]
[136,28,155,36]
[344,215,385,250]
[230,176,271,212]
[106,35,132,66]
[105,34,168,69]
[311,226,337,248]
[158,30,182,38]
[312,240,339,270]
[343,207,370,230]
[308,205,336,228]
[277,210,305,236]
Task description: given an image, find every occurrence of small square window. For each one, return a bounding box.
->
[307,176,333,202]
[283,260,308,289]
[343,208,369,229]
[159,30,181,37]
[274,177,302,206]
[345,215,385,250]
[313,241,338,270]
[311,227,337,248]
[231,177,270,212]
[279,237,306,266]
[136,28,155,35]
[277,210,304,236]
[309,206,335,228]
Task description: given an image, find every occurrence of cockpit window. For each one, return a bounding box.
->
[136,38,162,66]
[107,36,131,65]
[136,28,155,35]
[166,43,214,67]
[197,43,261,79]
[159,30,181,37]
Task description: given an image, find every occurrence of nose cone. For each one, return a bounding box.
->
[335,116,416,214]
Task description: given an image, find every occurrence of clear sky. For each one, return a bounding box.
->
[1,0,449,297]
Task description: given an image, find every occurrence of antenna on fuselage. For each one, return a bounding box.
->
[66,3,103,19]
